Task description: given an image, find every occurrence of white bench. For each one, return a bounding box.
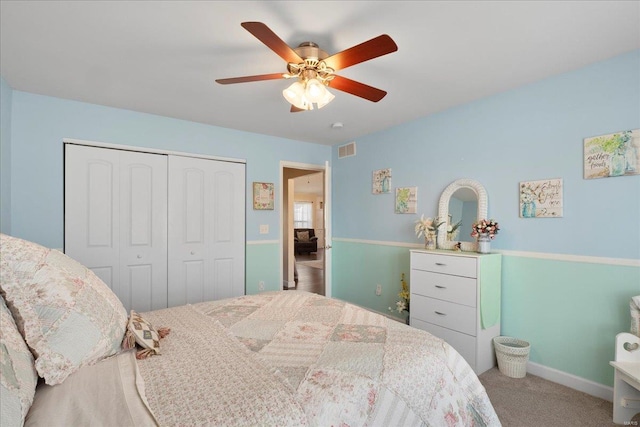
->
[610,332,640,425]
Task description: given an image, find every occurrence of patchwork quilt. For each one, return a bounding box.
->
[137,291,501,426]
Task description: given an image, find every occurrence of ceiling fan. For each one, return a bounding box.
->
[216,22,398,112]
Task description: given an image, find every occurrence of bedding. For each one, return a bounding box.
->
[25,350,156,427]
[0,296,38,427]
[0,234,128,385]
[133,291,501,426]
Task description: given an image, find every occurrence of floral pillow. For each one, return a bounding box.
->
[0,296,38,426]
[296,231,310,242]
[0,234,128,385]
[122,310,169,359]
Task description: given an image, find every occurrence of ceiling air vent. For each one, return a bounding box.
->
[338,142,356,159]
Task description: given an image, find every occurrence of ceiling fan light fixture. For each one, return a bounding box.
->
[283,81,309,109]
[316,88,335,109]
[305,78,326,103]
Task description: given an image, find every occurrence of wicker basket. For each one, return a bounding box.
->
[493,336,530,378]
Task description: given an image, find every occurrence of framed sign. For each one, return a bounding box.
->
[584,129,639,179]
[372,168,392,194]
[253,182,274,210]
[395,187,417,214]
[519,178,563,218]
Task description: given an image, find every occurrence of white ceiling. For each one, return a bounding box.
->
[294,171,323,196]
[1,1,638,146]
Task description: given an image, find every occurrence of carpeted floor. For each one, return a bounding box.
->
[478,368,637,427]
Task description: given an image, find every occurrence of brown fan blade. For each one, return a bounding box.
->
[241,22,304,64]
[215,73,285,85]
[323,35,398,71]
[290,105,306,113]
[329,75,387,102]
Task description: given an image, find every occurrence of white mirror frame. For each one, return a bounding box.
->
[437,179,488,251]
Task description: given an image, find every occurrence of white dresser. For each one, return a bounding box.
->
[410,250,502,374]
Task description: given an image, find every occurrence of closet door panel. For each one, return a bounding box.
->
[210,164,245,300]
[185,260,205,304]
[213,259,234,300]
[126,265,153,313]
[184,169,205,243]
[168,157,208,307]
[119,151,168,311]
[65,145,120,291]
[168,156,245,307]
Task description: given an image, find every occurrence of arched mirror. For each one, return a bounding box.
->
[437,179,488,251]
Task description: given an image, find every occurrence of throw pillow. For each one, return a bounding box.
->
[122,310,170,359]
[0,296,39,427]
[0,234,128,385]
[297,231,310,242]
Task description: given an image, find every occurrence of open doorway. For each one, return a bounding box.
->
[281,164,327,296]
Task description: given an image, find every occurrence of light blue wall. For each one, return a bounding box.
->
[333,50,640,260]
[8,91,330,249]
[331,50,640,388]
[0,77,12,234]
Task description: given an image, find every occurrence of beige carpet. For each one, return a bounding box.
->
[478,368,635,427]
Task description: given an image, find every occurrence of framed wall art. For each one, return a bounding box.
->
[253,182,274,210]
[519,178,563,218]
[395,187,417,214]
[583,129,639,179]
[372,168,392,194]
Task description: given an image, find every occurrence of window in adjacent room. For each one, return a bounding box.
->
[294,202,313,228]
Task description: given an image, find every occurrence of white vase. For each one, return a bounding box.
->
[477,234,491,254]
[425,236,436,250]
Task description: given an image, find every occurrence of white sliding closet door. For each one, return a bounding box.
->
[167,155,245,307]
[65,144,168,312]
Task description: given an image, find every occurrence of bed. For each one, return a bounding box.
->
[0,233,501,426]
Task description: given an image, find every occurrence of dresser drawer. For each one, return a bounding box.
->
[411,319,476,369]
[411,270,476,307]
[411,295,476,336]
[410,252,477,278]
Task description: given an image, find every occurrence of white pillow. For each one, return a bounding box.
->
[0,234,128,385]
[1,295,38,426]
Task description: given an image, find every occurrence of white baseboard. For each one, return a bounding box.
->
[527,361,613,402]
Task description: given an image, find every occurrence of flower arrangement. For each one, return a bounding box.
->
[470,219,500,240]
[447,220,462,241]
[389,273,410,318]
[414,215,445,240]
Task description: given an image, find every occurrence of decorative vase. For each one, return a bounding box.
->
[425,235,436,250]
[625,141,638,173]
[477,233,491,254]
[382,176,389,193]
[522,200,536,218]
[610,150,626,176]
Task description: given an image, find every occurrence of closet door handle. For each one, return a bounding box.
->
[136,254,142,259]
[435,311,446,316]
[190,251,196,255]
[435,285,446,289]
[435,262,446,266]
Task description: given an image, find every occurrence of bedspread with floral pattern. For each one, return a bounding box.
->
[183,291,501,427]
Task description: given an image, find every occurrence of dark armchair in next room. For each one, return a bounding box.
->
[294,228,318,254]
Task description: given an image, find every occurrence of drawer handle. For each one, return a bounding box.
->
[435,285,446,289]
[435,311,447,316]
[435,262,447,266]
